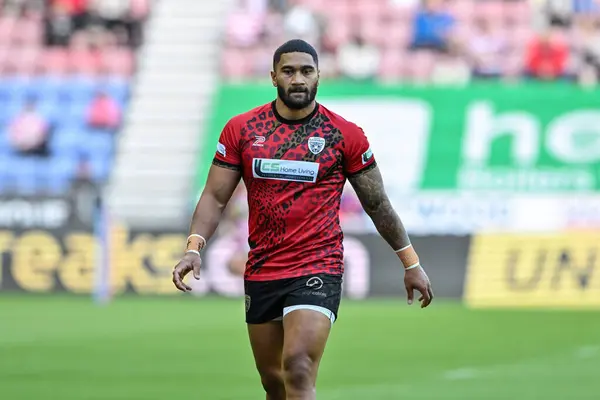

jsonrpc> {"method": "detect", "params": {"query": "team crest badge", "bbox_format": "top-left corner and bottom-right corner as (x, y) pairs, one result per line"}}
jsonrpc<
(308, 137), (326, 155)
(245, 295), (251, 312)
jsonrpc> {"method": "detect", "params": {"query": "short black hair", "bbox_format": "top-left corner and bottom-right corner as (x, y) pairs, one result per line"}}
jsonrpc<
(272, 39), (319, 70)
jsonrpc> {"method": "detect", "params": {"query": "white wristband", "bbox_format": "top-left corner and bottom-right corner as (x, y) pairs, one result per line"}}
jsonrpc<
(404, 262), (420, 271)
(394, 244), (412, 253)
(186, 250), (201, 257)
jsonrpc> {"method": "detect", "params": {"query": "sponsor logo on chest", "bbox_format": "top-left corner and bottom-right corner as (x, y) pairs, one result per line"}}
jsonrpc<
(253, 158), (319, 183)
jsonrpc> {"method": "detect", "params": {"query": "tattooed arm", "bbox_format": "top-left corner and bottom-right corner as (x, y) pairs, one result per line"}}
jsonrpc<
(347, 165), (410, 251)
(348, 165), (434, 307)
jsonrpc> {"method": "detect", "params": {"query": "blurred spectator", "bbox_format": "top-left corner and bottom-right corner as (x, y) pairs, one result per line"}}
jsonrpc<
(574, 15), (600, 87)
(525, 30), (569, 80)
(220, 0), (600, 85)
(337, 34), (380, 81)
(409, 0), (455, 52)
(86, 90), (122, 131)
(283, 1), (322, 45)
(431, 45), (470, 85)
(8, 98), (50, 157)
(468, 18), (507, 78)
(44, 2), (74, 46)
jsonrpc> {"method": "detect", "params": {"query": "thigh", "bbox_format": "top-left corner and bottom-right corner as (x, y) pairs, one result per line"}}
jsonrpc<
(281, 274), (343, 379)
(282, 308), (332, 382)
(247, 321), (285, 374)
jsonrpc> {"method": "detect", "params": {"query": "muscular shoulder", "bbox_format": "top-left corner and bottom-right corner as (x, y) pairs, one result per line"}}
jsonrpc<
(226, 103), (273, 132)
(318, 104), (365, 139)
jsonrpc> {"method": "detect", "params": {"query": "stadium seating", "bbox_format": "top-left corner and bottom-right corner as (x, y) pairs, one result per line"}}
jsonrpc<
(0, 0), (149, 195)
(220, 0), (591, 82)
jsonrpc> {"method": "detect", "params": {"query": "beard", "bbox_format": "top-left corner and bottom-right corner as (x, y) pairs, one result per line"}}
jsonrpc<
(277, 84), (318, 110)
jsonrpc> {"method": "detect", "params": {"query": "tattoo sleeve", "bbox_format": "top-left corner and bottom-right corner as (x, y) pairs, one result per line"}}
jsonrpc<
(347, 166), (411, 250)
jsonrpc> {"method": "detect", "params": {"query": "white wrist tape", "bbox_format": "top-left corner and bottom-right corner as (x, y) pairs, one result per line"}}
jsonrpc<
(394, 244), (412, 253)
(404, 262), (420, 271)
(188, 234), (206, 249)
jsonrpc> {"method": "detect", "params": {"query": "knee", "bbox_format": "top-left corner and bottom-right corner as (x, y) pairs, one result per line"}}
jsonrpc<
(283, 353), (314, 390)
(259, 369), (285, 396)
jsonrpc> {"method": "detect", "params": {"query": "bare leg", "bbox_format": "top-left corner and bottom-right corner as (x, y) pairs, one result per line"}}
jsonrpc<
(282, 310), (332, 400)
(248, 321), (287, 400)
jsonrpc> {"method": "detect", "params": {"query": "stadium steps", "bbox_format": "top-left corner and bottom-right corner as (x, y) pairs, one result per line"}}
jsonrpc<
(107, 0), (236, 229)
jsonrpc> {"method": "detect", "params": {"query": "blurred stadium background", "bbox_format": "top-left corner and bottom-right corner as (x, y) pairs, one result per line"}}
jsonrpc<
(1, 0), (600, 399)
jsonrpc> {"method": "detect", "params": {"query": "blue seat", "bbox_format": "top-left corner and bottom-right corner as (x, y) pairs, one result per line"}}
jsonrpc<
(10, 156), (44, 195)
(28, 77), (68, 104)
(66, 76), (99, 104)
(96, 77), (130, 104)
(44, 156), (79, 194)
(88, 153), (112, 182)
(81, 130), (114, 159)
(50, 128), (85, 157)
(0, 155), (11, 193)
(0, 129), (13, 155)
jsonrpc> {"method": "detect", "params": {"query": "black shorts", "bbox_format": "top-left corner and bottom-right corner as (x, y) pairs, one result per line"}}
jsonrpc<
(244, 273), (343, 324)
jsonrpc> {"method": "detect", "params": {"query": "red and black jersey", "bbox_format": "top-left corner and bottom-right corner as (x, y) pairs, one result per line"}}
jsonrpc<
(213, 101), (376, 281)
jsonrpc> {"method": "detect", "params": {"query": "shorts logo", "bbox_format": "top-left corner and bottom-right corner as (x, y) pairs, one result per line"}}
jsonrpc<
(245, 295), (251, 312)
(217, 142), (226, 157)
(308, 137), (326, 155)
(306, 277), (324, 290)
(362, 147), (373, 164)
(253, 158), (319, 183)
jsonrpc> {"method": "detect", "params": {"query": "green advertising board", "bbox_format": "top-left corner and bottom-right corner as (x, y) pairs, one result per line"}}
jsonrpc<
(194, 82), (600, 201)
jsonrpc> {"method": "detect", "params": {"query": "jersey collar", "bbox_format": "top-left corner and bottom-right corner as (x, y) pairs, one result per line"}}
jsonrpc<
(271, 101), (319, 125)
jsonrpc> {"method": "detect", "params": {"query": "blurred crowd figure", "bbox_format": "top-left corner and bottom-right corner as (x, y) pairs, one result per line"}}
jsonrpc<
(1, 0), (149, 49)
(224, 0), (600, 88)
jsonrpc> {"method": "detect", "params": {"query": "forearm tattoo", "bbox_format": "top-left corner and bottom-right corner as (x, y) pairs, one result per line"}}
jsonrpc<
(348, 167), (411, 250)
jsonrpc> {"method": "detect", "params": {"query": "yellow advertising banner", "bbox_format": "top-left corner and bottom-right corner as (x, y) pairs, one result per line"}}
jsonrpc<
(465, 232), (600, 308)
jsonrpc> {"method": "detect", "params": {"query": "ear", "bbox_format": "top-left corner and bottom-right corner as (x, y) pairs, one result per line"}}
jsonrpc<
(270, 71), (277, 87)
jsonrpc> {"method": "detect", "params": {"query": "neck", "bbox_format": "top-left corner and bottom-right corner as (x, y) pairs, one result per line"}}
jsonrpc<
(275, 98), (316, 121)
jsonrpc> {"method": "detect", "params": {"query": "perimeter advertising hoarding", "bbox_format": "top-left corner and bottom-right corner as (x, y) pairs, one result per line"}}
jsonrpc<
(465, 232), (600, 308)
(0, 222), (468, 299)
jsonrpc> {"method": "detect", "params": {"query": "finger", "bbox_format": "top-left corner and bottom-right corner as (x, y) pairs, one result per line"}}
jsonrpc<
(427, 286), (434, 305)
(406, 286), (414, 305)
(193, 260), (201, 280)
(172, 270), (192, 292)
(420, 285), (432, 308)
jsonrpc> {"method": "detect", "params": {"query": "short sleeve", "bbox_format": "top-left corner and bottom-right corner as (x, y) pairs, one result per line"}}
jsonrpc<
(343, 125), (376, 176)
(212, 118), (241, 170)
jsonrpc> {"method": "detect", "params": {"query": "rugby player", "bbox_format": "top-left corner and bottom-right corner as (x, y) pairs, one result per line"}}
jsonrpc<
(172, 39), (433, 400)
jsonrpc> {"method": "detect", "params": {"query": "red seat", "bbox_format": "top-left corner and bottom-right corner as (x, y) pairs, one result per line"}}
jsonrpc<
(101, 48), (135, 77)
(12, 19), (42, 46)
(39, 48), (69, 75)
(378, 49), (403, 81)
(69, 50), (101, 75)
(0, 17), (16, 45)
(9, 46), (40, 75)
(381, 22), (411, 49)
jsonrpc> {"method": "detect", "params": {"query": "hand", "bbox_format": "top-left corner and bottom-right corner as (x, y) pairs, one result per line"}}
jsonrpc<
(172, 252), (202, 292)
(404, 266), (433, 308)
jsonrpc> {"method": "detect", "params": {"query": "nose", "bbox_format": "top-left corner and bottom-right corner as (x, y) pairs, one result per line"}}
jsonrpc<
(290, 71), (306, 85)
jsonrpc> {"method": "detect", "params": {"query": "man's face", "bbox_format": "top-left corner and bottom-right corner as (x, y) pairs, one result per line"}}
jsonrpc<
(271, 52), (319, 110)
